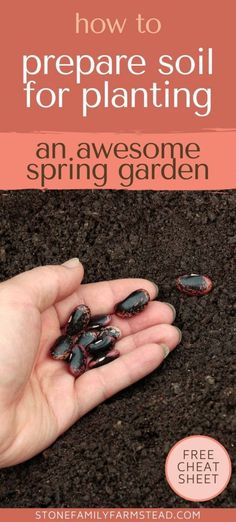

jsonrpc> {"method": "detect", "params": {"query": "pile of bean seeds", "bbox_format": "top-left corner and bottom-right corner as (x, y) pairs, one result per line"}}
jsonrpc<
(50, 289), (150, 377)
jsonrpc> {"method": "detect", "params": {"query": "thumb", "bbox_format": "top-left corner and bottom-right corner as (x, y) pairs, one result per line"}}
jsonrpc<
(0, 258), (84, 312)
(0, 259), (84, 402)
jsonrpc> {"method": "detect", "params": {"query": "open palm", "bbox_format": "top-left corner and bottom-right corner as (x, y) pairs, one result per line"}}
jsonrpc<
(0, 259), (180, 467)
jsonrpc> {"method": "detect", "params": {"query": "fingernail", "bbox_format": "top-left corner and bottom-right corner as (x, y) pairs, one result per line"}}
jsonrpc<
(164, 302), (176, 321)
(160, 344), (170, 358)
(63, 257), (80, 268)
(174, 326), (182, 344)
(151, 282), (159, 297)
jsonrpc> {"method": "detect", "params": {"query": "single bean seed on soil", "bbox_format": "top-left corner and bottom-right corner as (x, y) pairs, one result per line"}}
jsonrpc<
(176, 274), (213, 296)
(115, 289), (150, 318)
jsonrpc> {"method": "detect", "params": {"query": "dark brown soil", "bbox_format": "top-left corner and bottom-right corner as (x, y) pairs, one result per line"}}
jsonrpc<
(0, 190), (235, 508)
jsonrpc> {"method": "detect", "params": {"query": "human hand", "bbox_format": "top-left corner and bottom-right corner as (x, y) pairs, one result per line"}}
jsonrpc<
(0, 259), (181, 467)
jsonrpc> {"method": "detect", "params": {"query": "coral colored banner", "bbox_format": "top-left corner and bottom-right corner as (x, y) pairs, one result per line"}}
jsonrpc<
(2, 0), (235, 133)
(0, 508), (236, 522)
(0, 509), (236, 522)
(0, 131), (235, 191)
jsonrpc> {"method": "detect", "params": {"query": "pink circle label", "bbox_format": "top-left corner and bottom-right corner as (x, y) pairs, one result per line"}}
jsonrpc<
(165, 435), (232, 502)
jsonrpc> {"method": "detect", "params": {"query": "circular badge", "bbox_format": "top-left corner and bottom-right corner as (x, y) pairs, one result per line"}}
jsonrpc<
(165, 435), (232, 502)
